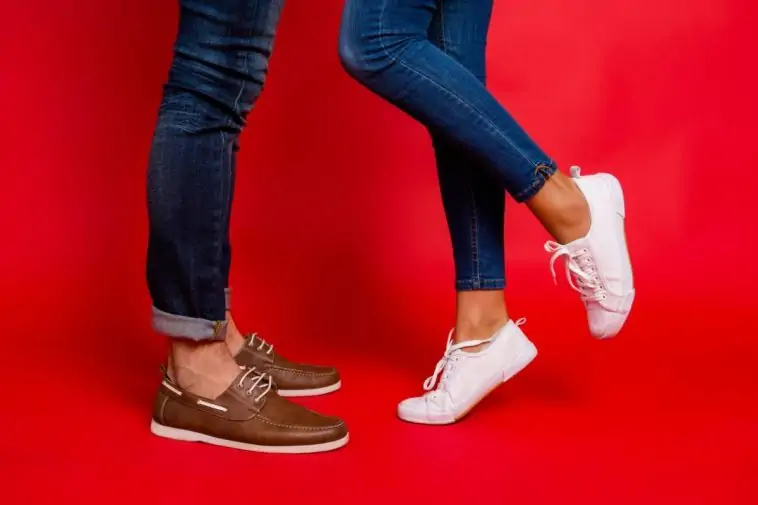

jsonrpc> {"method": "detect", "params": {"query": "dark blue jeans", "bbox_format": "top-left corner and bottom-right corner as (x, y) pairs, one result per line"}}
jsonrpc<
(147, 0), (285, 341)
(339, 0), (557, 290)
(147, 0), (555, 341)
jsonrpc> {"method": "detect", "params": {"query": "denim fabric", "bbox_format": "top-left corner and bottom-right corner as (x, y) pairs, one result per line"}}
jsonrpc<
(146, 0), (284, 340)
(339, 0), (557, 290)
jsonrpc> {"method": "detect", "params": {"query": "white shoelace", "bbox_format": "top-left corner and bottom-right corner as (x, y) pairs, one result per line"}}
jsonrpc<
(423, 319), (529, 395)
(420, 320), (523, 394)
(237, 366), (273, 402)
(423, 331), (491, 395)
(248, 332), (274, 355)
(545, 241), (607, 303)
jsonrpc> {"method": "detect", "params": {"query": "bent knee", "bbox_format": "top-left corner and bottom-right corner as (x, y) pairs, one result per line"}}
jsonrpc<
(338, 8), (399, 82)
(166, 51), (267, 127)
(338, 25), (372, 80)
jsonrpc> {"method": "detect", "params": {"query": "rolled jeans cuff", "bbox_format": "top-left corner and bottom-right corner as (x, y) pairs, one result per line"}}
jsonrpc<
(152, 306), (227, 342)
(225, 288), (232, 311)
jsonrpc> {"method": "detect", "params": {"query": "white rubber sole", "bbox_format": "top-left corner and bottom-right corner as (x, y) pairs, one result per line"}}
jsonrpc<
(150, 420), (349, 454)
(397, 339), (538, 425)
(277, 380), (342, 397)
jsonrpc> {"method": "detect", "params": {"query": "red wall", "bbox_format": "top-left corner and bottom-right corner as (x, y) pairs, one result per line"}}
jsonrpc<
(2, 1), (758, 501)
(1, 0), (756, 348)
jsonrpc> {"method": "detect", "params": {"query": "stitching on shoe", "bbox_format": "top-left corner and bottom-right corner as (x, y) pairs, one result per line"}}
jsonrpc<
(267, 365), (333, 377)
(158, 396), (169, 425)
(256, 417), (345, 431)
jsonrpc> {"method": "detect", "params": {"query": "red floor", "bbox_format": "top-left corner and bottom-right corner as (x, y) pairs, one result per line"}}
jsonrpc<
(2, 287), (756, 503)
(2, 0), (757, 503)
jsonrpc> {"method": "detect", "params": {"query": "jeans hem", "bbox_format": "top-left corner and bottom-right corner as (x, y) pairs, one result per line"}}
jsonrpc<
(512, 161), (558, 203)
(456, 278), (505, 291)
(152, 306), (227, 341)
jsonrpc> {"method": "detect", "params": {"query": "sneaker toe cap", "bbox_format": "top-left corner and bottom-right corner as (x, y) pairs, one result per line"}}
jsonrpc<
(588, 311), (628, 338)
(397, 396), (452, 424)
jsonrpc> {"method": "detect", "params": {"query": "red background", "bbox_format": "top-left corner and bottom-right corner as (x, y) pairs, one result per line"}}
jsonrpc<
(1, 0), (756, 503)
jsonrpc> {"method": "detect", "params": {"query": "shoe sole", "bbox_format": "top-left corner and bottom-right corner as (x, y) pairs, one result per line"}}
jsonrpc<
(397, 339), (538, 425)
(278, 380), (342, 397)
(150, 420), (349, 454)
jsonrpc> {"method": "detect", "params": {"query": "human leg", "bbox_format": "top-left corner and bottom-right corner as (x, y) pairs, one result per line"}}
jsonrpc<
(146, 0), (347, 452)
(339, 0), (633, 340)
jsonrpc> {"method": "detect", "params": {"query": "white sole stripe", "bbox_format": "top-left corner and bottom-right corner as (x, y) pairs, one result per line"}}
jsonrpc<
(150, 420), (348, 454)
(196, 399), (228, 412)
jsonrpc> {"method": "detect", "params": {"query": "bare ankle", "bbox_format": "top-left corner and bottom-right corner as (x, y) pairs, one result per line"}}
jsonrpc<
(527, 171), (591, 243)
(454, 290), (508, 351)
(455, 317), (508, 345)
(225, 311), (247, 356)
(170, 340), (239, 399)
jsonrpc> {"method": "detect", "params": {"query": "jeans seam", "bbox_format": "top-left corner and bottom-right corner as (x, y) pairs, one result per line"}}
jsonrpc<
(437, 0), (481, 288)
(230, 25), (250, 123)
(376, 2), (538, 170)
(468, 181), (481, 288)
(216, 129), (227, 309)
(439, 1), (447, 53)
(456, 278), (505, 291)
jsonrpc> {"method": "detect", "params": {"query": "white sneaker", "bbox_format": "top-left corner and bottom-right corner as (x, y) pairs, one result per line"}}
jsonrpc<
(544, 166), (635, 339)
(397, 319), (537, 425)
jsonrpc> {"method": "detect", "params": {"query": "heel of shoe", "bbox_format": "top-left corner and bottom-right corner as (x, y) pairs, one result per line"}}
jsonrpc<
(151, 419), (199, 442)
(502, 339), (537, 384)
(518, 339), (538, 367)
(600, 174), (625, 218)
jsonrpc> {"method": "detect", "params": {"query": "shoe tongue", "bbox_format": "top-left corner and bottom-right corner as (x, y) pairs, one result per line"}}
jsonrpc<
(455, 339), (491, 354)
(565, 235), (590, 251)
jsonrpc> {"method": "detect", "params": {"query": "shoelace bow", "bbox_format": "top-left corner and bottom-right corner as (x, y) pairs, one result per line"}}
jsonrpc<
(544, 241), (607, 303)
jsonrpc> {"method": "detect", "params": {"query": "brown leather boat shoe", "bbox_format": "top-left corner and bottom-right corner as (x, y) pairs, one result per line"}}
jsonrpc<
(234, 333), (341, 397)
(151, 368), (348, 454)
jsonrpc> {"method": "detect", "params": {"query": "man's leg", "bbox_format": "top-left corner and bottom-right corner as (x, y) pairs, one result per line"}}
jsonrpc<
(214, 109), (341, 400)
(146, 0), (348, 453)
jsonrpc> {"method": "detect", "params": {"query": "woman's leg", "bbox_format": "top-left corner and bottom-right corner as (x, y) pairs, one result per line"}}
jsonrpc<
(339, 0), (634, 340)
(381, 0), (536, 425)
(426, 2), (508, 347)
(339, 0), (555, 201)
